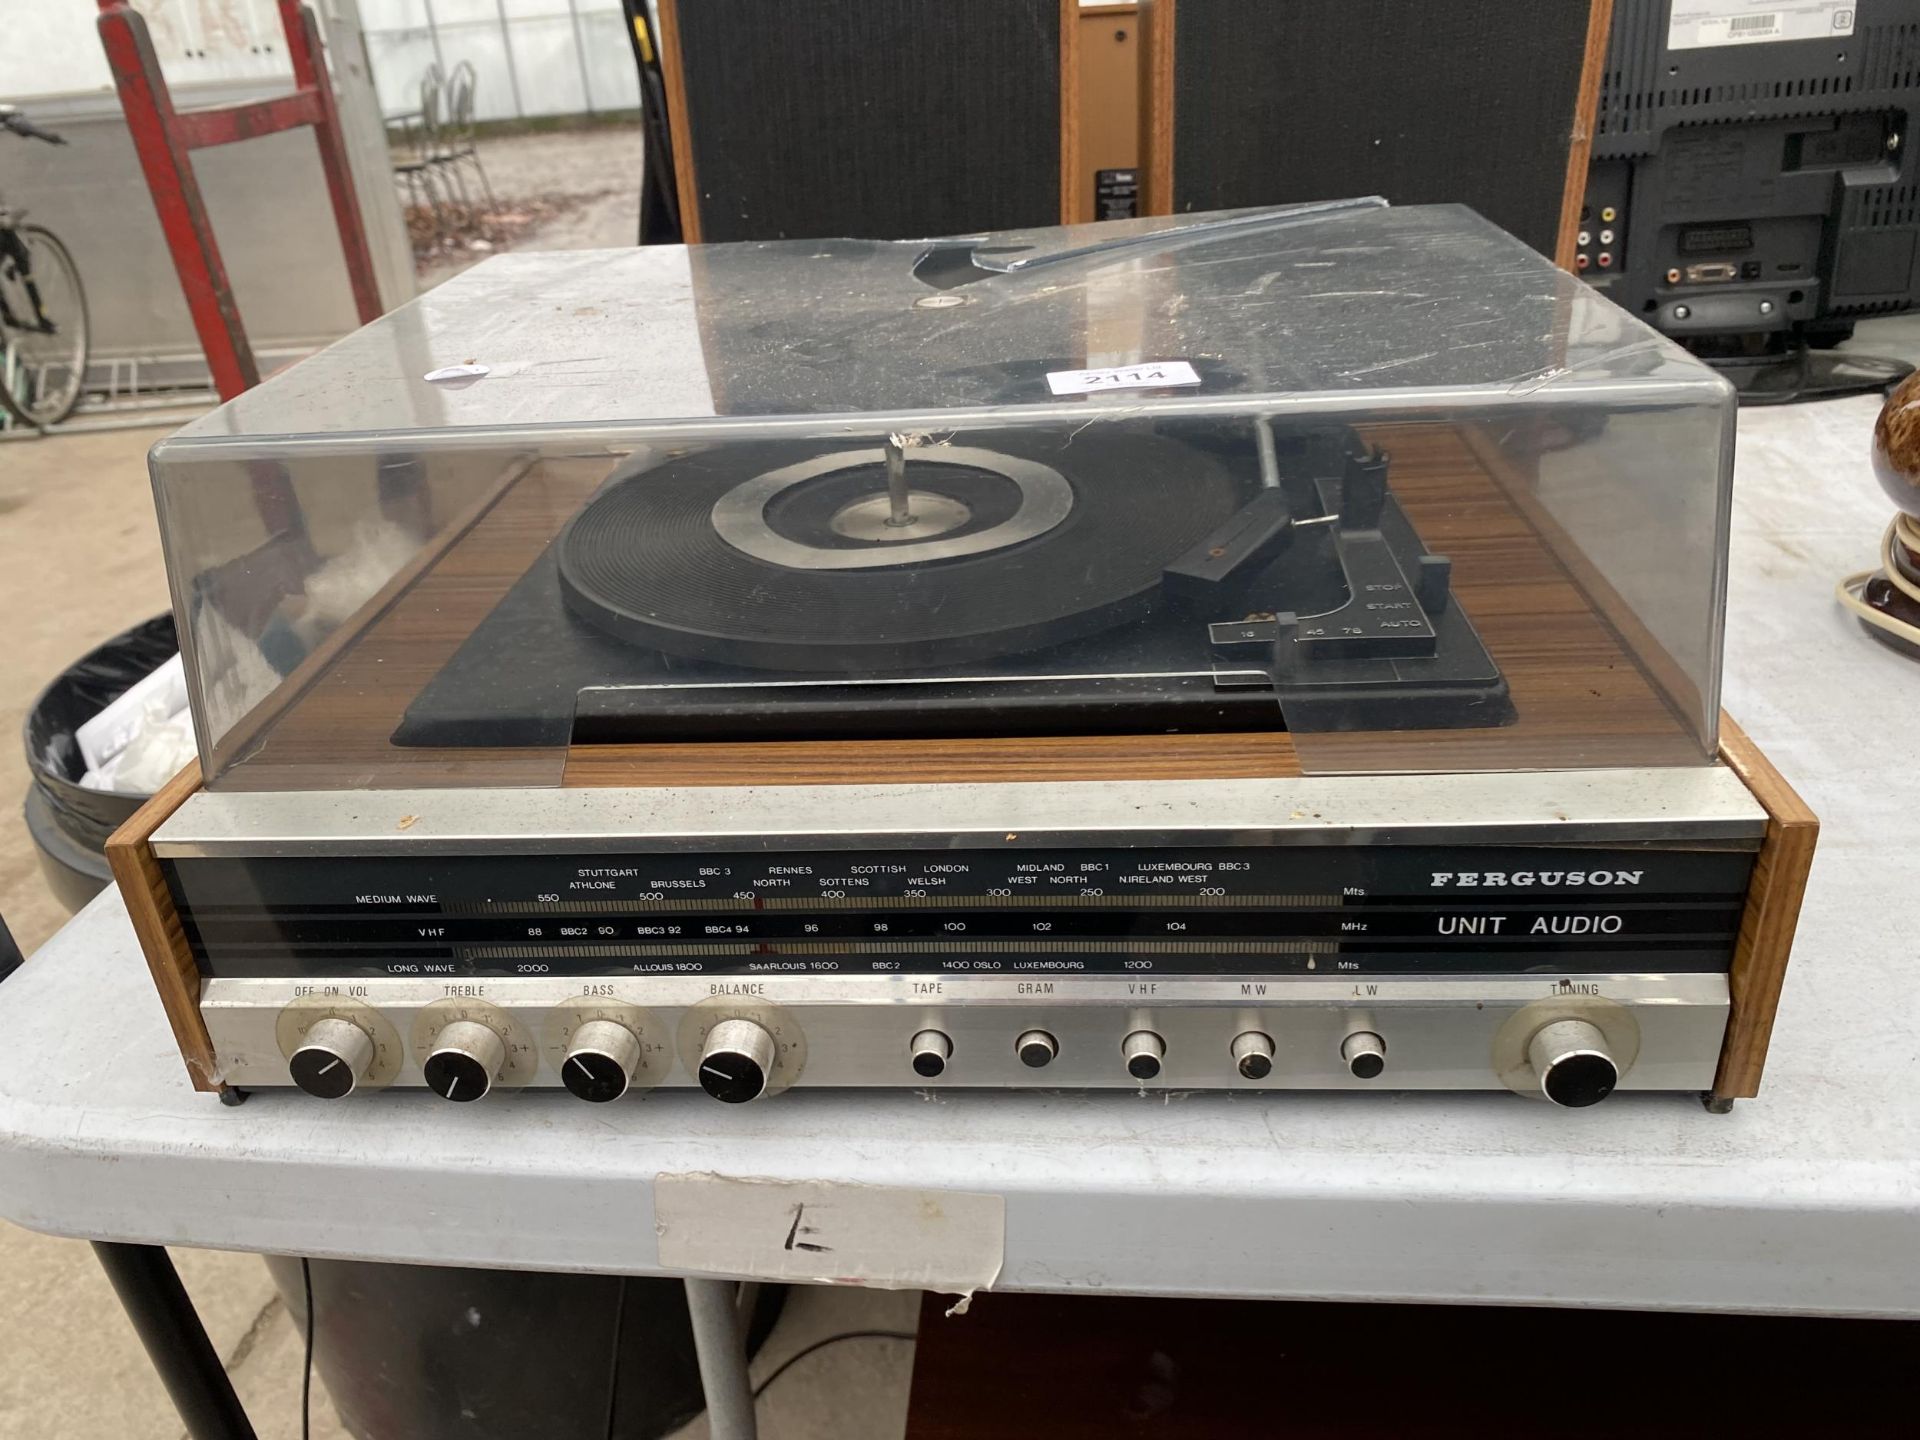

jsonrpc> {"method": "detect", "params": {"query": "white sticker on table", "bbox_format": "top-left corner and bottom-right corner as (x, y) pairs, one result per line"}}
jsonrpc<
(423, 363), (490, 383)
(1668, 2), (1855, 51)
(1045, 360), (1202, 396)
(655, 1174), (1004, 1294)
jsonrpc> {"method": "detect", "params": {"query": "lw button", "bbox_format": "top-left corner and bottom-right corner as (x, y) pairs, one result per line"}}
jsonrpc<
(1341, 1031), (1388, 1080)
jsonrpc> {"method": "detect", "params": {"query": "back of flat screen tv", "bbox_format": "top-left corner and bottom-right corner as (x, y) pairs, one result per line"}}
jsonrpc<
(1585, 0), (1920, 362)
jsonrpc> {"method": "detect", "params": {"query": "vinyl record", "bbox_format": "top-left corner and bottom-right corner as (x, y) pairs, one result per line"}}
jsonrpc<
(556, 428), (1247, 670)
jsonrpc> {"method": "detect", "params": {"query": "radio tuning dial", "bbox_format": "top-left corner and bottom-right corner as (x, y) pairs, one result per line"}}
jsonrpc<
(563, 1019), (643, 1103)
(289, 1016), (375, 1099)
(1527, 1018), (1619, 1108)
(422, 1019), (507, 1102)
(699, 1018), (777, 1103)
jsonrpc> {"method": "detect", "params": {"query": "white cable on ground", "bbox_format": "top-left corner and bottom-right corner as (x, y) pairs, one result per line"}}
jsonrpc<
(1836, 512), (1920, 647)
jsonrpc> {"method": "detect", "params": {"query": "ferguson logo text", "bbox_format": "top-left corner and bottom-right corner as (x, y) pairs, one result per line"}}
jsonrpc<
(1429, 869), (1645, 889)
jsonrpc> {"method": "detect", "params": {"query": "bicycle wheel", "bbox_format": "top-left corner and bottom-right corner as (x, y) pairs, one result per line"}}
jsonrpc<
(0, 223), (90, 428)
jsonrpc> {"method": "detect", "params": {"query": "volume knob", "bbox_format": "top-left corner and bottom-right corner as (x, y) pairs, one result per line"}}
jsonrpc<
(289, 1016), (375, 1099)
(1527, 1018), (1619, 1108)
(563, 1019), (643, 1103)
(698, 1018), (776, 1104)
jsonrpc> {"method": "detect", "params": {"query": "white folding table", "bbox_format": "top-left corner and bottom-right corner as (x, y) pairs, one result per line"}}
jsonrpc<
(3, 396), (1916, 1440)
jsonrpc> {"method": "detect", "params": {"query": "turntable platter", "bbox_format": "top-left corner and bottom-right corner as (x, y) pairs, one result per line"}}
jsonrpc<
(556, 428), (1247, 670)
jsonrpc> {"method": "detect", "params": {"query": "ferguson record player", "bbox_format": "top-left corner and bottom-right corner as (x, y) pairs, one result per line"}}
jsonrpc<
(110, 200), (1816, 1110)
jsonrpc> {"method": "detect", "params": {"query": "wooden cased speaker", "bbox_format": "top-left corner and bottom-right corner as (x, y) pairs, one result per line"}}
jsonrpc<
(1137, 0), (1613, 266)
(656, 0), (1087, 243)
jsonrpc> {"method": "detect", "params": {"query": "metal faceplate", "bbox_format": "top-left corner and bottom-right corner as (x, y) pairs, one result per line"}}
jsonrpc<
(154, 767), (1766, 856)
(165, 768), (1762, 1097)
(206, 974), (1730, 1095)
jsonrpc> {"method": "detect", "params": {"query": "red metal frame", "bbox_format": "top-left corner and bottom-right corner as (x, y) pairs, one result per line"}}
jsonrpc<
(96, 0), (383, 401)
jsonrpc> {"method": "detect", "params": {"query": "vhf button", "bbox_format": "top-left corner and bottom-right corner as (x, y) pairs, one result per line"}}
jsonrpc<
(1122, 1030), (1165, 1081)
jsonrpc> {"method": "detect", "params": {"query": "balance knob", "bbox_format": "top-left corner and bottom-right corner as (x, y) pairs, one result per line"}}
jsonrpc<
(698, 1018), (776, 1103)
(422, 1019), (507, 1103)
(289, 1017), (375, 1099)
(563, 1019), (643, 1103)
(1527, 1018), (1619, 1108)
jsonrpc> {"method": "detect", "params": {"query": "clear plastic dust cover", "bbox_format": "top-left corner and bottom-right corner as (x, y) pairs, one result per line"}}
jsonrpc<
(147, 199), (1737, 791)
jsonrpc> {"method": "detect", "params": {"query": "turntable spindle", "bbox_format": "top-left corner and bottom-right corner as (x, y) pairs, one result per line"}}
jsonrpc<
(884, 434), (915, 528)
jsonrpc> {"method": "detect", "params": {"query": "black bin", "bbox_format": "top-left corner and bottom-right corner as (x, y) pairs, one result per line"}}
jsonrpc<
(22, 613), (178, 912)
(264, 1258), (785, 1440)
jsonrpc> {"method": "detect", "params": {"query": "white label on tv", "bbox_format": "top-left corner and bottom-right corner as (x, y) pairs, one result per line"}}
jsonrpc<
(1669, 2), (1855, 51)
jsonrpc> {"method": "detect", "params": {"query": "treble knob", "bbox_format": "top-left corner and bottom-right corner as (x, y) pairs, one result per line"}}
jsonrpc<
(698, 1018), (777, 1103)
(422, 1019), (506, 1103)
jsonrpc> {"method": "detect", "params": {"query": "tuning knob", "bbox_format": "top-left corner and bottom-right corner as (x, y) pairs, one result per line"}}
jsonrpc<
(289, 1016), (375, 1099)
(422, 1019), (506, 1102)
(698, 1018), (776, 1103)
(563, 1019), (643, 1103)
(1527, 1018), (1619, 1108)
